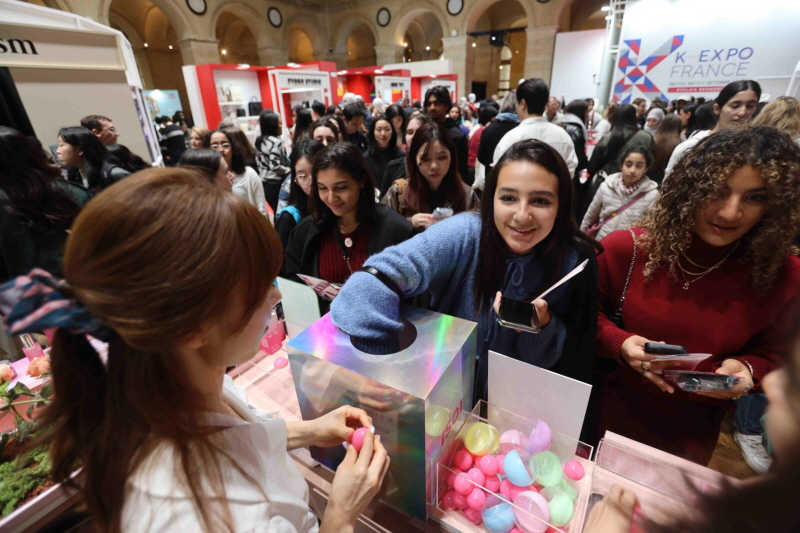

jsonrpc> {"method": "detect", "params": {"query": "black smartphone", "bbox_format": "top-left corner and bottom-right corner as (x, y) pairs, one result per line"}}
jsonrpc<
(498, 297), (541, 334)
(644, 342), (687, 355)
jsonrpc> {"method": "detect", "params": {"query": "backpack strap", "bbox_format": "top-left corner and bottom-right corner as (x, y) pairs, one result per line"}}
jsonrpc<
(282, 205), (301, 224)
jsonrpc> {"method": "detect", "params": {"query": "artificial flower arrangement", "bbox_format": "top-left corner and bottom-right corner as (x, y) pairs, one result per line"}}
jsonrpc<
(0, 344), (53, 517)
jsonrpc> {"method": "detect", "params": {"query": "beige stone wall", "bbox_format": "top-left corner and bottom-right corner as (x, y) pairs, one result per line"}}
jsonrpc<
(25, 0), (587, 102)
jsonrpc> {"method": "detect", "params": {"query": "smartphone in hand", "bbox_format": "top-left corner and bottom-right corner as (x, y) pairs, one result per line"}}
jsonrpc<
(497, 297), (541, 334)
(644, 342), (687, 355)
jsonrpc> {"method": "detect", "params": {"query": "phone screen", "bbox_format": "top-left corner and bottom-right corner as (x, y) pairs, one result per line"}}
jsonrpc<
(500, 297), (536, 327)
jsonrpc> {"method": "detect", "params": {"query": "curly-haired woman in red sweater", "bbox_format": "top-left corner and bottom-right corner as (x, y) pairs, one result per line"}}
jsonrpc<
(589, 126), (800, 465)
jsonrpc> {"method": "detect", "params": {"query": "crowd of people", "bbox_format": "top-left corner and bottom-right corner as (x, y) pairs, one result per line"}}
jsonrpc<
(1, 74), (800, 533)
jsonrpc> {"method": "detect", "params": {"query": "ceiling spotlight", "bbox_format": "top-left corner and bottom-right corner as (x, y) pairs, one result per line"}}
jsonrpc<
(375, 69), (383, 74)
(499, 65), (503, 70)
(605, 15), (612, 20)
(143, 42), (148, 48)
(403, 42), (408, 47)
(601, 6), (610, 10)
(168, 45), (173, 50)
(472, 42), (476, 48)
(426, 46), (430, 51)
(222, 49), (227, 55)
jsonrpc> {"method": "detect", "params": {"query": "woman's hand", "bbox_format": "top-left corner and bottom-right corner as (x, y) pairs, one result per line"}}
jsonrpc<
(619, 336), (680, 393)
(411, 213), (436, 229)
(696, 358), (754, 400)
(492, 292), (551, 330)
(322, 432), (390, 533)
(287, 406), (372, 449)
(583, 486), (639, 533)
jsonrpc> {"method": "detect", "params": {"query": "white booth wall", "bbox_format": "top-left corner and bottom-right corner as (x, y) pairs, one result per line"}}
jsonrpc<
(550, 29), (606, 105)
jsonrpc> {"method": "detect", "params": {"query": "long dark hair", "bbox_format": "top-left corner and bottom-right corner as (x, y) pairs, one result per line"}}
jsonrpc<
(404, 122), (466, 214)
(106, 144), (150, 173)
(651, 114), (683, 178)
(310, 142), (376, 225)
(0, 126), (82, 233)
(366, 115), (398, 157)
(695, 102), (718, 131)
(716, 79), (761, 108)
(292, 108), (313, 146)
(385, 104), (407, 137)
(178, 148), (222, 185)
(288, 139), (324, 218)
(681, 103), (699, 137)
(205, 129), (246, 175)
(258, 110), (281, 139)
(58, 126), (106, 189)
(605, 104), (639, 158)
(309, 117), (341, 142)
(475, 139), (600, 312)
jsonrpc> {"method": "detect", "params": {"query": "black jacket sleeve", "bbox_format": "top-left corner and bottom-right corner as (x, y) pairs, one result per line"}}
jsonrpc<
(274, 211), (297, 251)
(281, 217), (312, 282)
(455, 132), (471, 186)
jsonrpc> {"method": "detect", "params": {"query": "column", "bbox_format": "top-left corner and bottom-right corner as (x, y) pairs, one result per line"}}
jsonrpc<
(441, 35), (469, 99)
(525, 26), (558, 84)
(258, 46), (290, 67)
(374, 43), (403, 66)
(177, 39), (221, 66)
(132, 47), (155, 88)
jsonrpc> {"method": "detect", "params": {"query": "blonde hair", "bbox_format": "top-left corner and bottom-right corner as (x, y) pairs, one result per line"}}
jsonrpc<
(190, 126), (209, 140)
(640, 126), (800, 293)
(751, 97), (800, 140)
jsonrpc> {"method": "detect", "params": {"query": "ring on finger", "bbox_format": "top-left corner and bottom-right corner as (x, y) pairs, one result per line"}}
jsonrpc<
(640, 361), (650, 374)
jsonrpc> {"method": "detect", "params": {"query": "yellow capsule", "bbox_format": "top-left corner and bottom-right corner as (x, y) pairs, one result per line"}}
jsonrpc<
(463, 422), (500, 456)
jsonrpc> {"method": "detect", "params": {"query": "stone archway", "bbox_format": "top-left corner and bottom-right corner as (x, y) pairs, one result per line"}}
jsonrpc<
(392, 2), (449, 49)
(464, 0), (530, 98)
(283, 12), (327, 64)
(214, 10), (260, 65)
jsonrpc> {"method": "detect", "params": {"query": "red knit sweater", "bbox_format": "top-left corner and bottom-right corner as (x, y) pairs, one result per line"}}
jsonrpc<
(591, 227), (800, 463)
(319, 224), (370, 285)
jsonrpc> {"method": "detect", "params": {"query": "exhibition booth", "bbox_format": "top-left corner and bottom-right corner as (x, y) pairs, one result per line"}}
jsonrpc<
(336, 65), (412, 105)
(0, 0), (161, 165)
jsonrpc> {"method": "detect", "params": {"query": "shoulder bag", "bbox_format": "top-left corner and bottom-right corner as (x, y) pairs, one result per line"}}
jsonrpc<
(611, 228), (637, 329)
(584, 191), (648, 239)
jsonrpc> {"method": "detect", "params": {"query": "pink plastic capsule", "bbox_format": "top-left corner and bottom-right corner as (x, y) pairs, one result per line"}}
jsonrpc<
(454, 472), (474, 496)
(351, 427), (368, 452)
(464, 507), (483, 525)
(453, 491), (469, 509)
(496, 454), (506, 476)
(274, 356), (288, 369)
(441, 489), (457, 510)
(467, 467), (486, 487)
(485, 474), (501, 493)
(477, 454), (499, 477)
(446, 467), (463, 488)
(467, 487), (487, 510)
(454, 450), (474, 471)
(564, 460), (585, 481)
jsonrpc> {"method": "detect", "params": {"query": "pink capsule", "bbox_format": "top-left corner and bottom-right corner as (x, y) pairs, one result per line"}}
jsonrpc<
(564, 460), (585, 481)
(454, 450), (473, 471)
(446, 467), (463, 488)
(453, 491), (469, 509)
(274, 356), (288, 369)
(477, 454), (499, 477)
(485, 474), (501, 493)
(467, 467), (486, 487)
(463, 507), (483, 525)
(467, 487), (487, 510)
(454, 472), (473, 496)
(351, 427), (368, 452)
(441, 489), (457, 510)
(496, 454), (506, 475)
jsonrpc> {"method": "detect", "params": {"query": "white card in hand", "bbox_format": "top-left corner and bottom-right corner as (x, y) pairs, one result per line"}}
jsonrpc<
(532, 259), (589, 302)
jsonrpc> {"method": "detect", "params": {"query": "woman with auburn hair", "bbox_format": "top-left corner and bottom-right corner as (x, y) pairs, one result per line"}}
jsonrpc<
(751, 96), (800, 144)
(648, 113), (683, 184)
(381, 122), (479, 231)
(587, 126), (800, 465)
(0, 168), (389, 533)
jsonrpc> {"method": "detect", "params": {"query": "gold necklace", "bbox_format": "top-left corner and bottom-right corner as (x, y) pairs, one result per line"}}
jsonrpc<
(677, 240), (739, 290)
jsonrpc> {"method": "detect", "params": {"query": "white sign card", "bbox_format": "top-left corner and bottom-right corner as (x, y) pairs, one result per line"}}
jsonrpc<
(276, 277), (322, 339)
(487, 350), (592, 442)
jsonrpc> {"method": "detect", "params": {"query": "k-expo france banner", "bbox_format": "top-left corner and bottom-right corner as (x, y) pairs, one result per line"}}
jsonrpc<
(612, 0), (800, 103)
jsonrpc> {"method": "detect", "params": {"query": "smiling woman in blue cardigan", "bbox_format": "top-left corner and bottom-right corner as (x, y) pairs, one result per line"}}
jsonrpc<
(331, 139), (600, 401)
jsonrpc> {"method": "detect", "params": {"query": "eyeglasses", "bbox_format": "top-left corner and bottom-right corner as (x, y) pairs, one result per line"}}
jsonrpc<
(296, 172), (310, 181)
(210, 142), (231, 150)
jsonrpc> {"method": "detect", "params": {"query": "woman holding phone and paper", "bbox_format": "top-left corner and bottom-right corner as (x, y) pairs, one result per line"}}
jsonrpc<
(331, 139), (600, 401)
(589, 127), (800, 465)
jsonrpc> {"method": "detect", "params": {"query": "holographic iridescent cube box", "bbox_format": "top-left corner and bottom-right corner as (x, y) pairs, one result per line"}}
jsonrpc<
(287, 306), (477, 520)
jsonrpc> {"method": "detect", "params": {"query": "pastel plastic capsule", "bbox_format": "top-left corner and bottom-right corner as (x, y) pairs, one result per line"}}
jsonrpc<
(351, 427), (368, 452)
(441, 489), (458, 510)
(464, 422), (501, 456)
(425, 405), (451, 438)
(273, 356), (288, 369)
(512, 491), (550, 533)
(467, 487), (487, 510)
(481, 495), (516, 533)
(478, 454), (499, 476)
(541, 486), (575, 527)
(485, 474), (501, 493)
(496, 453), (506, 475)
(454, 449), (474, 471)
(454, 472), (474, 496)
(503, 449), (538, 488)
(467, 467), (486, 487)
(533, 451), (563, 487)
(446, 467), (463, 489)
(564, 460), (585, 481)
(525, 420), (553, 454)
(500, 429), (528, 453)
(558, 479), (578, 502)
(464, 507), (484, 525)
(453, 491), (469, 509)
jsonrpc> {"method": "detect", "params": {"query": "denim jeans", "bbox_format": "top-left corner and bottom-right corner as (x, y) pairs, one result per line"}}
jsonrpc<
(735, 393), (771, 454)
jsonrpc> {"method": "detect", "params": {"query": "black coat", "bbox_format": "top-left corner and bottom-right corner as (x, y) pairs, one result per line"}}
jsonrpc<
(441, 117), (470, 186)
(562, 122), (588, 175)
(477, 118), (518, 170)
(282, 204), (414, 312)
(379, 157), (406, 199)
(364, 146), (404, 194)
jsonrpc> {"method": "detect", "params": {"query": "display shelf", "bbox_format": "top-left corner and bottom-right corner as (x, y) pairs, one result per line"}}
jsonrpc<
(219, 101), (246, 106)
(238, 115), (259, 120)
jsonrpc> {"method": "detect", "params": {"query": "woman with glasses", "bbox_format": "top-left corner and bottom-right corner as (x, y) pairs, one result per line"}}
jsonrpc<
(206, 129), (266, 216)
(274, 139), (324, 248)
